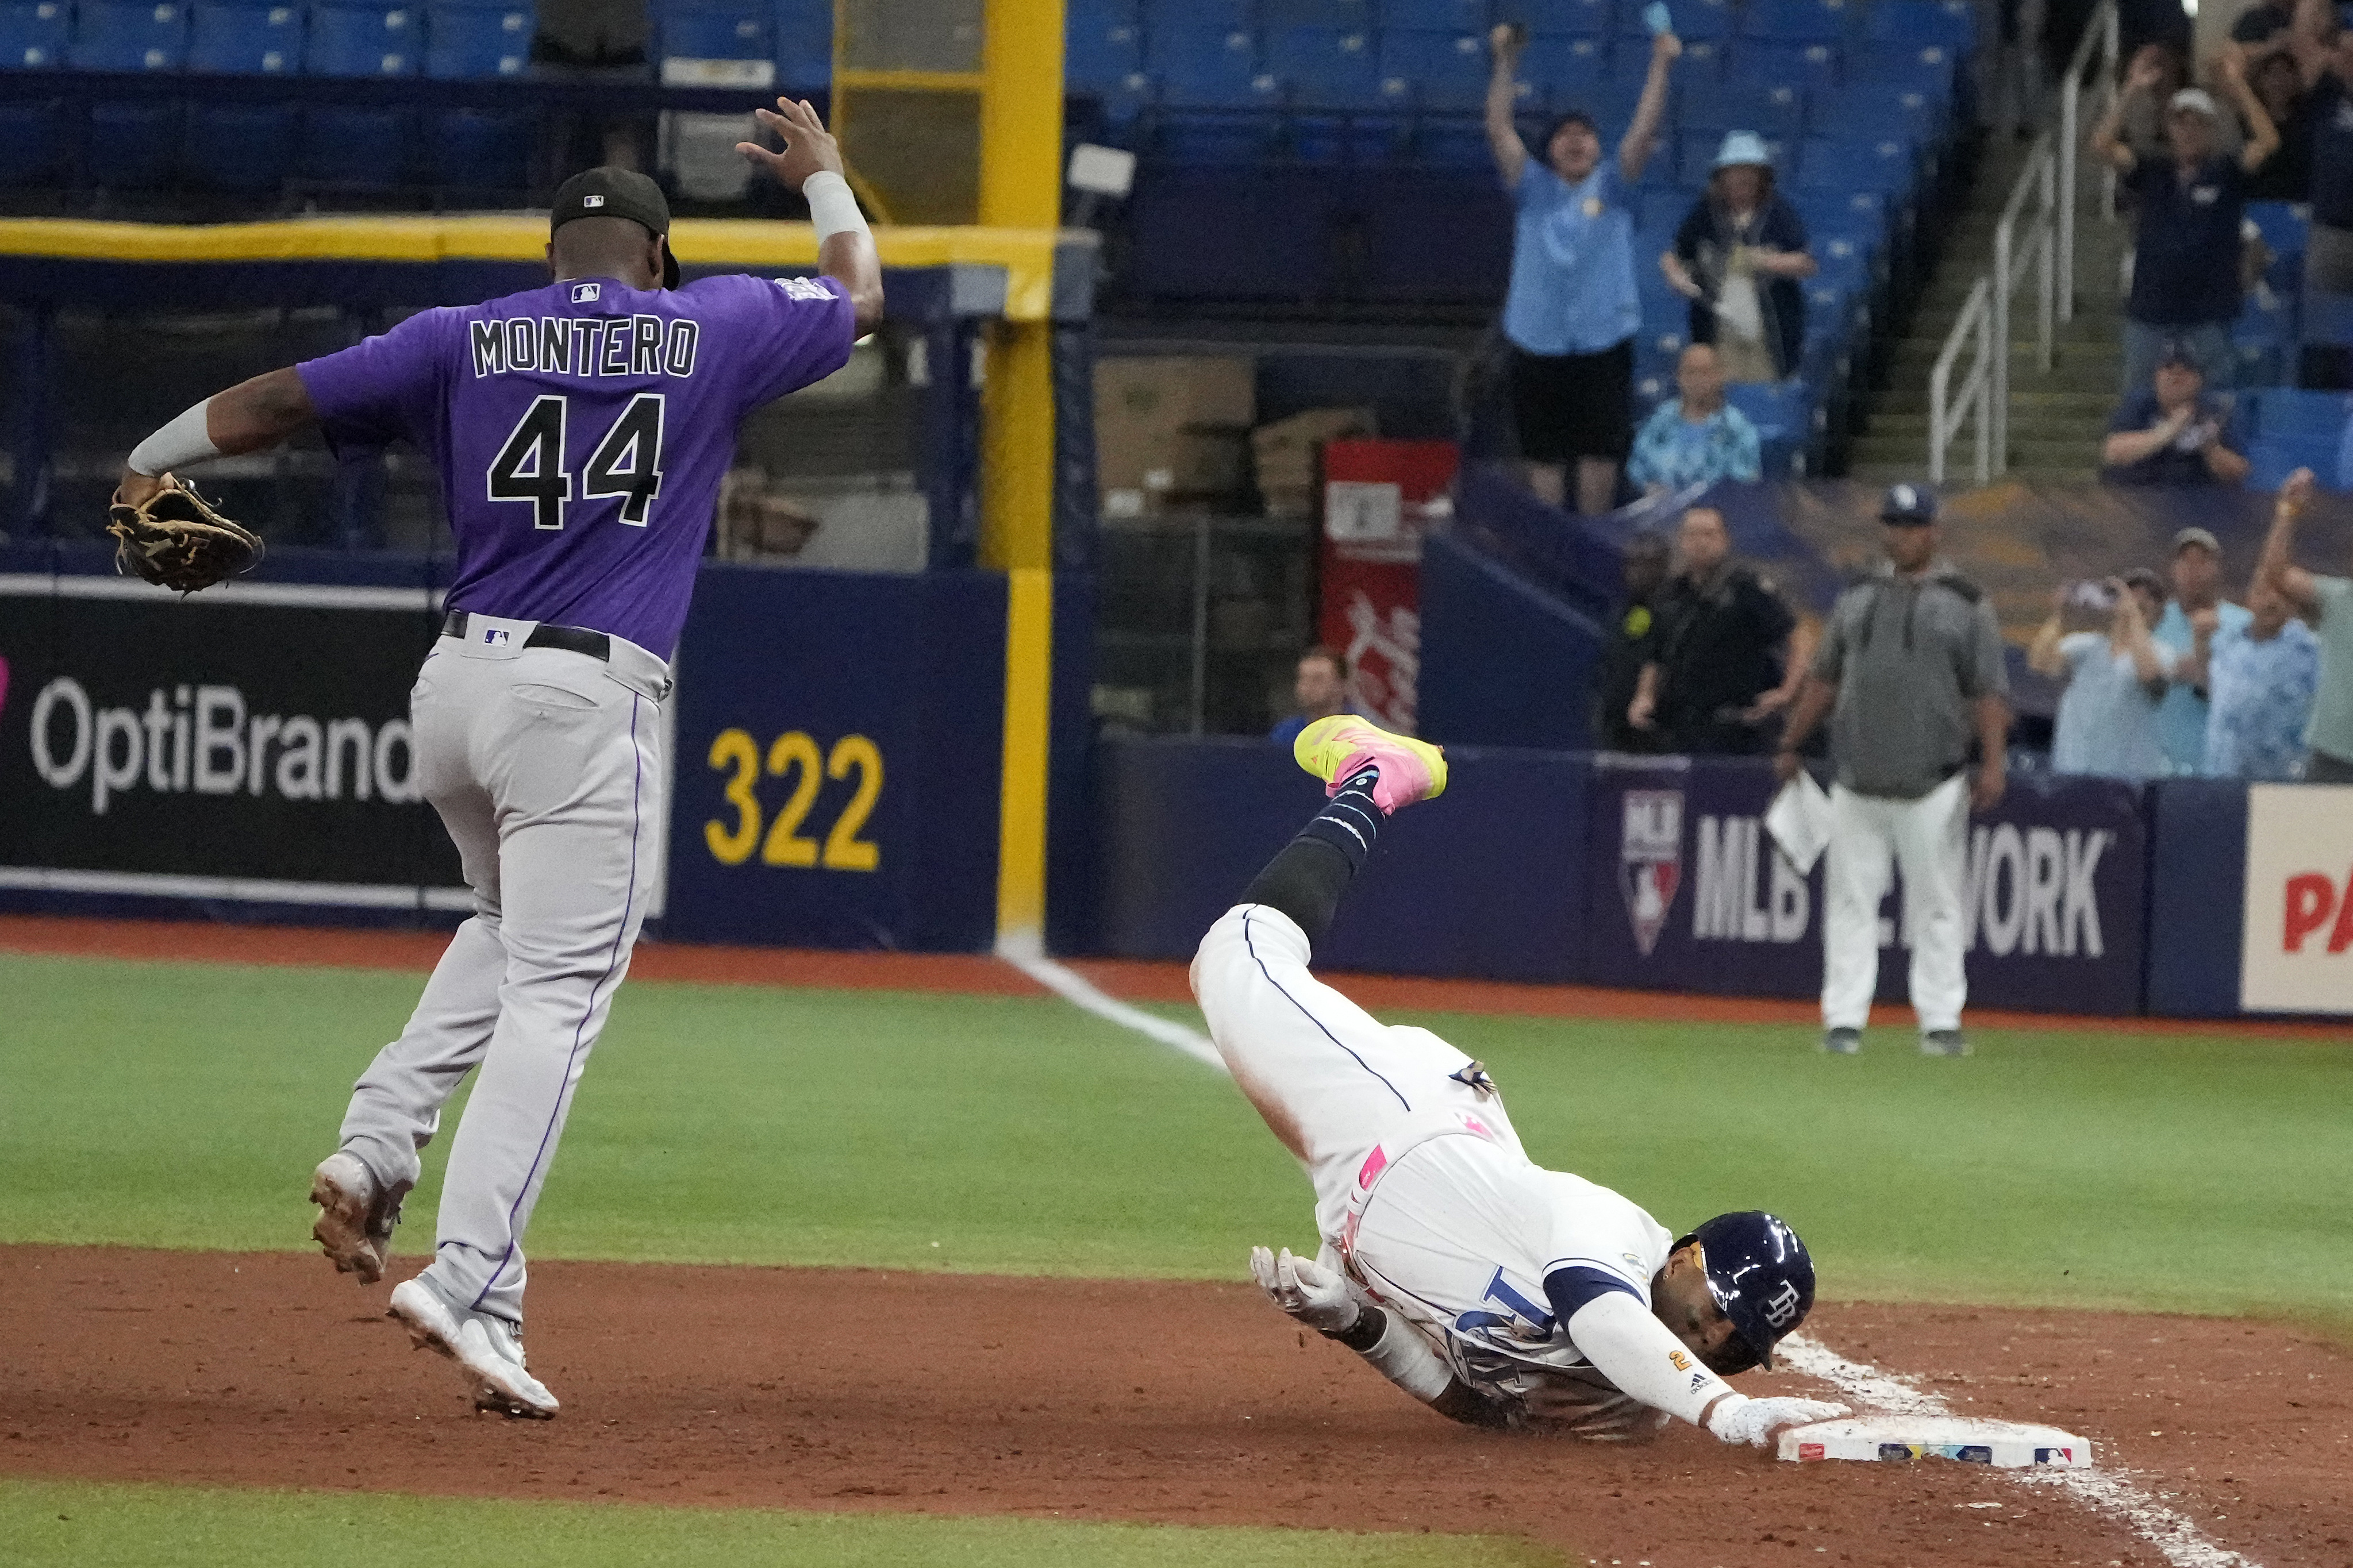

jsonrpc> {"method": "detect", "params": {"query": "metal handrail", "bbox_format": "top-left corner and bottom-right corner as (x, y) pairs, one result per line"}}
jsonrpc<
(1928, 0), (2116, 484)
(2056, 0), (2121, 318)
(1990, 133), (2058, 472)
(1931, 275), (1995, 486)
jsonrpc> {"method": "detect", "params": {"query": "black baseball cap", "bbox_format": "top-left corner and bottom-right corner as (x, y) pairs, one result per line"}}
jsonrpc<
(551, 167), (680, 289)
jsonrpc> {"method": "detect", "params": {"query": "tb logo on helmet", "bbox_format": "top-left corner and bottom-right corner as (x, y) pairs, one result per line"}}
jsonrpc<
(1763, 1279), (1804, 1330)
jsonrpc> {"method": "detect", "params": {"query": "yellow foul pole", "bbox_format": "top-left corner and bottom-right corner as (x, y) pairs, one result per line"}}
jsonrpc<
(979, 0), (1064, 950)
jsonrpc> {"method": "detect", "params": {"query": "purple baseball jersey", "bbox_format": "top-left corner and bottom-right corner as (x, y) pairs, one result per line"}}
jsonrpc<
(297, 271), (855, 658)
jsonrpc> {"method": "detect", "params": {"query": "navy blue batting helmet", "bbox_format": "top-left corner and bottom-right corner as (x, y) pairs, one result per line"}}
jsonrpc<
(1683, 1212), (1815, 1371)
(1879, 483), (1938, 526)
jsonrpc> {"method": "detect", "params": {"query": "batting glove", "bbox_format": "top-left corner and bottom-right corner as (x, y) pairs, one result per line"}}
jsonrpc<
(1248, 1245), (1362, 1336)
(1704, 1393), (1851, 1448)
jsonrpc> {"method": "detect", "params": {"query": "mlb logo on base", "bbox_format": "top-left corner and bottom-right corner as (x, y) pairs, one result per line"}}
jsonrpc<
(2240, 784), (2353, 1014)
(1621, 789), (1684, 957)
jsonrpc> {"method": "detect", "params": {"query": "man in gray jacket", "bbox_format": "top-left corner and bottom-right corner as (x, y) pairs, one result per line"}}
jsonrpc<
(1774, 486), (2011, 1057)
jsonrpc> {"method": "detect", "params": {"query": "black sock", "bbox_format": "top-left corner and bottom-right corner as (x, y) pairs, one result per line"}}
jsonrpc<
(1240, 766), (1383, 947)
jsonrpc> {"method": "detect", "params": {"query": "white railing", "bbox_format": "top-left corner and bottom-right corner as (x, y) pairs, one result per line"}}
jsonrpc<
(1928, 0), (2118, 484)
(1930, 275), (1995, 485)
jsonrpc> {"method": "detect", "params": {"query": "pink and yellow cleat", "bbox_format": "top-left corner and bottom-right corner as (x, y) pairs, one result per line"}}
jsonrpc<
(1293, 715), (1448, 814)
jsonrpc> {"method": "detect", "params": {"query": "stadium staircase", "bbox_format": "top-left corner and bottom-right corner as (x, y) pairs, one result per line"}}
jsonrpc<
(1848, 136), (2128, 484)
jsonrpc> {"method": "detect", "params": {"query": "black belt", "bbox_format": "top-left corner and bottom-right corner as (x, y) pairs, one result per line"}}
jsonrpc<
(441, 610), (610, 662)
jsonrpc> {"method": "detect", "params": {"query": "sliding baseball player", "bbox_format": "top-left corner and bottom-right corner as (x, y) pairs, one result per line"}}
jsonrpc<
(1208, 716), (1846, 1442)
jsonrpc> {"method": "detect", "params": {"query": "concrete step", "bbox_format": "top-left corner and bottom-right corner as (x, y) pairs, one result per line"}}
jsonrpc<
(1875, 386), (2119, 417)
(1866, 411), (2112, 439)
(1848, 432), (2111, 469)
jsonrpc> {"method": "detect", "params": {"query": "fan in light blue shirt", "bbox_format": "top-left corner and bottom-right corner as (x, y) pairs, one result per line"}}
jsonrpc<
(2150, 529), (2251, 774)
(2029, 573), (2171, 783)
(2200, 584), (2320, 780)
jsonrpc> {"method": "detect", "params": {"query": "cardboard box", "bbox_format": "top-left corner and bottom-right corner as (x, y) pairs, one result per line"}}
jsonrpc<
(1094, 356), (1257, 501)
(1252, 407), (1375, 516)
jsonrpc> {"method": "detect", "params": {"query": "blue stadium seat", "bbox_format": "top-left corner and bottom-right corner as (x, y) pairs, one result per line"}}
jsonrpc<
(1794, 186), (1887, 242)
(305, 5), (420, 74)
(1502, 0), (1610, 34)
(1, 0), (69, 67)
(1864, 0), (1975, 54)
(2248, 435), (2339, 491)
(2248, 388), (2353, 438)
(68, 2), (189, 71)
(1409, 111), (1497, 164)
(1360, 169), (1514, 300)
(1846, 40), (1956, 101)
(2246, 198), (2309, 285)
(1797, 135), (1908, 195)
(774, 0), (828, 84)
(1266, 25), (1379, 105)
(1519, 32), (1609, 98)
(1148, 28), (1272, 107)
(1067, 16), (1143, 93)
(2234, 292), (2294, 387)
(1263, 0), (1371, 26)
(428, 4), (530, 75)
(1125, 165), (1333, 299)
(1143, 0), (1252, 30)
(188, 3), (301, 72)
(430, 106), (530, 186)
(90, 99), (179, 184)
(1387, 0), (1493, 30)
(1831, 81), (1943, 150)
(662, 5), (769, 61)
(186, 103), (294, 188)
(1731, 38), (1840, 90)
(1067, 0), (1139, 24)
(1377, 28), (1489, 110)
(1289, 111), (1403, 161)
(1616, 0), (1729, 38)
(1679, 82), (1805, 139)
(302, 104), (412, 184)
(1741, 0), (1852, 41)
(0, 99), (63, 180)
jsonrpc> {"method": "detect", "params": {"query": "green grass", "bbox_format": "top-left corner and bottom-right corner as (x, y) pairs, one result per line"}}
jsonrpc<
(0, 1478), (1560, 1568)
(4, 950), (2351, 1325)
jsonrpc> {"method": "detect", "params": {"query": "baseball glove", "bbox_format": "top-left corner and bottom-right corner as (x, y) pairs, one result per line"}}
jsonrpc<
(106, 478), (264, 595)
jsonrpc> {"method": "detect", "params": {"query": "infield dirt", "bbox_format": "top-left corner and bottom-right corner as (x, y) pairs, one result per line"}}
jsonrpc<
(3, 1246), (2344, 1567)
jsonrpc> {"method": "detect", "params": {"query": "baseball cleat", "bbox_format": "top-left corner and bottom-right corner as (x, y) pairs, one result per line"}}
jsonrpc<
(387, 1276), (560, 1420)
(310, 1151), (391, 1284)
(1293, 715), (1447, 814)
(1820, 1027), (1862, 1055)
(1919, 1029), (1971, 1058)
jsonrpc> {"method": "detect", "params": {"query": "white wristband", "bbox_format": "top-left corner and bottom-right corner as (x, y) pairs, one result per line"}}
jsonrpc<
(801, 171), (870, 245)
(129, 398), (221, 477)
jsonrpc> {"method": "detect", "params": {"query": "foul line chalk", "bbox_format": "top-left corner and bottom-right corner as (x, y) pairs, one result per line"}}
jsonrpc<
(997, 935), (1228, 1074)
(1779, 1335), (2259, 1568)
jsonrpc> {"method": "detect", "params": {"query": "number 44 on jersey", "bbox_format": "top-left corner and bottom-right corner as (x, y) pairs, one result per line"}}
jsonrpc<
(489, 394), (666, 531)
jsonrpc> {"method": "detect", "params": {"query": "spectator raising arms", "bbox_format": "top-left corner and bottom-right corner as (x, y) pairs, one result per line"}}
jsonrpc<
(1487, 21), (1681, 515)
(2254, 467), (2353, 781)
(2285, 0), (2353, 384)
(1628, 344), (1764, 494)
(2100, 347), (2252, 486)
(2246, 49), (2313, 199)
(1662, 133), (1816, 384)
(2093, 41), (2279, 392)
(2151, 525), (2253, 775)
(2028, 572), (2171, 783)
(2196, 576), (2321, 780)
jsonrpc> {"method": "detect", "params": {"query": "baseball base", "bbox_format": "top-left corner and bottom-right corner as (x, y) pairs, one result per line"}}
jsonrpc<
(1777, 1415), (2093, 1468)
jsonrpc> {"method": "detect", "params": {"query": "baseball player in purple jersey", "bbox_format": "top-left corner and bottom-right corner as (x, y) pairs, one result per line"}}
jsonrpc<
(110, 99), (882, 1419)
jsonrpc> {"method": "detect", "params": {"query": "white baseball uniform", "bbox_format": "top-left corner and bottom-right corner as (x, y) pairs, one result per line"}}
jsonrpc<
(1193, 902), (1726, 1428)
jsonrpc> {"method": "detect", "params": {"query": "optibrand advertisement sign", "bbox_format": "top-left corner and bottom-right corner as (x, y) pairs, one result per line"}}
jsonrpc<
(1582, 757), (2148, 1015)
(2239, 783), (2353, 1015)
(0, 577), (464, 908)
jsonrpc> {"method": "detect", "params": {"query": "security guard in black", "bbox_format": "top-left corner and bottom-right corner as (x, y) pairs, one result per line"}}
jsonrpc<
(1637, 507), (1798, 755)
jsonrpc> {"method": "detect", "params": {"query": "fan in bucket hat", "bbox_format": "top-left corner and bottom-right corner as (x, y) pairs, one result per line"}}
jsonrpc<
(1713, 130), (1774, 169)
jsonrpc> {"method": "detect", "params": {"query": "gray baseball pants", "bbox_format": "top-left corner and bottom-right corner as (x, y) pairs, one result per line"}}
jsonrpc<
(336, 615), (670, 1324)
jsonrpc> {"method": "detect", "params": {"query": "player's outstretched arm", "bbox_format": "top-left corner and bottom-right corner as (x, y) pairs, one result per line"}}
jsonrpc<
(1248, 1247), (1510, 1430)
(1565, 1292), (1846, 1446)
(739, 98), (885, 334)
(114, 367), (316, 510)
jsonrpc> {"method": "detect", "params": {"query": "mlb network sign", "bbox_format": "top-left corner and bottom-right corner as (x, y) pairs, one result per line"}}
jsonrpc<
(1594, 760), (2147, 1015)
(2239, 784), (2353, 1014)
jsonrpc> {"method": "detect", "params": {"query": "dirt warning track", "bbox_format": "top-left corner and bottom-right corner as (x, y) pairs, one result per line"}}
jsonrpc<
(4, 1247), (2345, 1567)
